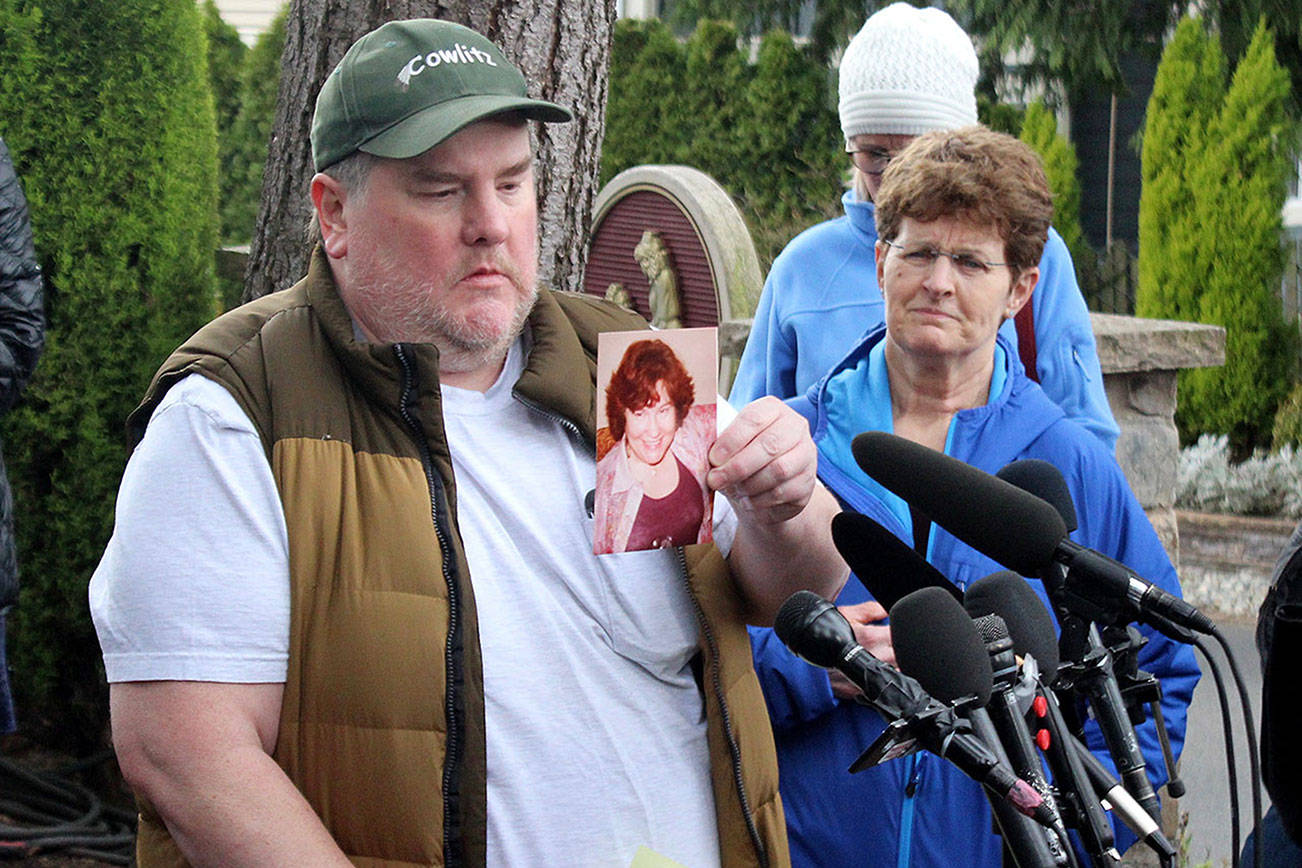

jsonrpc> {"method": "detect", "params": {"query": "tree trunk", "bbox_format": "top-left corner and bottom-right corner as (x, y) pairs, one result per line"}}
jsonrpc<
(243, 0), (616, 301)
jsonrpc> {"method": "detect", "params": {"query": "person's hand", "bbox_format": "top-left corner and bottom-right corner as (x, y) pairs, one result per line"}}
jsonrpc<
(707, 396), (818, 526)
(828, 600), (895, 700)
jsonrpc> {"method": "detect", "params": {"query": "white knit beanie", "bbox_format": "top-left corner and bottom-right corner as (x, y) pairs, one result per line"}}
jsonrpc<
(838, 3), (979, 141)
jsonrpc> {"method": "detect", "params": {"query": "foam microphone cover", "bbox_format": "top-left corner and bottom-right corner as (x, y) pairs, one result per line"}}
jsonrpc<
(774, 590), (854, 670)
(851, 431), (1067, 577)
(997, 459), (1078, 532)
(965, 570), (1061, 676)
(831, 511), (962, 610)
(891, 586), (993, 707)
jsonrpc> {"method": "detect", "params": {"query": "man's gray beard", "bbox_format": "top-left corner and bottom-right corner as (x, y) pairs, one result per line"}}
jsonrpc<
(426, 282), (539, 374)
(350, 269), (539, 374)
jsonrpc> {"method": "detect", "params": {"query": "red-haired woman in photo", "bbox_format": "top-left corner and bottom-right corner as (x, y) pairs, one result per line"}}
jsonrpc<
(594, 339), (714, 554)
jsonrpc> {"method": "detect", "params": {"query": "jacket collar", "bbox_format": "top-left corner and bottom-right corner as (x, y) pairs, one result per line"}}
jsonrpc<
(842, 188), (879, 244)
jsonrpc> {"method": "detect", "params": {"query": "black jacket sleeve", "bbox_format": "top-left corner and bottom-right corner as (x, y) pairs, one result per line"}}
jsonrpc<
(1259, 523), (1302, 843)
(0, 139), (44, 414)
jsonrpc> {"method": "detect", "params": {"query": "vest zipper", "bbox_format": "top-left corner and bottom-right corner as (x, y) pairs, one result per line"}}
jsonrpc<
(514, 394), (768, 865)
(676, 546), (769, 868)
(394, 344), (465, 868)
(512, 391), (589, 446)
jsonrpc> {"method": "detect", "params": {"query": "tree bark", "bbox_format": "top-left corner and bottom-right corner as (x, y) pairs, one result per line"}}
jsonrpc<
(243, 0), (616, 301)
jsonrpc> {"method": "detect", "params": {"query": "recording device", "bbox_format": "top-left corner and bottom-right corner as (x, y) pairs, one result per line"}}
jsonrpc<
(892, 587), (1069, 867)
(849, 431), (1215, 637)
(965, 562), (1177, 863)
(830, 510), (962, 609)
(774, 590), (1051, 825)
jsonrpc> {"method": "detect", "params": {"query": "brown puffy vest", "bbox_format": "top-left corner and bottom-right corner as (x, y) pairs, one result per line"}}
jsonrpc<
(127, 250), (789, 867)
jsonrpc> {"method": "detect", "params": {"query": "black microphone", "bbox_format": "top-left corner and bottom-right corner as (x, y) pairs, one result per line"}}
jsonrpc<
(966, 570), (1176, 861)
(891, 588), (1063, 866)
(831, 510), (963, 610)
(997, 459), (1078, 532)
(774, 590), (1049, 824)
(850, 431), (1215, 636)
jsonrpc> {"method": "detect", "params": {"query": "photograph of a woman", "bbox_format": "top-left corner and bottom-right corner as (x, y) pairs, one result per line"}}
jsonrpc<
(593, 333), (716, 555)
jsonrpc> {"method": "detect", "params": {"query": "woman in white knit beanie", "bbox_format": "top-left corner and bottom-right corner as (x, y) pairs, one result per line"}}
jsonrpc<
(730, 2), (1116, 444)
(737, 5), (1138, 868)
(837, 2), (978, 201)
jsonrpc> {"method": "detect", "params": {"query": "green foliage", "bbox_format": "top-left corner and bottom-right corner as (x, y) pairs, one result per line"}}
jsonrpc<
(1019, 101), (1088, 270)
(602, 19), (689, 187)
(741, 30), (844, 262)
(664, 0), (866, 61)
(602, 19), (843, 267)
(204, 0), (249, 243)
(978, 93), (1025, 136)
(204, 0), (246, 146)
(220, 5), (286, 248)
(1137, 17), (1225, 322)
(956, 0), (1177, 100)
(679, 20), (750, 188)
(1273, 381), (1302, 449)
(1141, 19), (1298, 456)
(0, 0), (220, 748)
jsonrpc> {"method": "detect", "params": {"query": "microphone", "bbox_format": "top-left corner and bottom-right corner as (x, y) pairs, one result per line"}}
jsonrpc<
(831, 511), (962, 610)
(891, 587), (1064, 866)
(966, 570), (1176, 862)
(850, 431), (1215, 636)
(997, 459), (1078, 531)
(774, 590), (1049, 824)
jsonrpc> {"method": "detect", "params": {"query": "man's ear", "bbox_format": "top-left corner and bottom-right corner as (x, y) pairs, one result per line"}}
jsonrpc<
(311, 173), (348, 259)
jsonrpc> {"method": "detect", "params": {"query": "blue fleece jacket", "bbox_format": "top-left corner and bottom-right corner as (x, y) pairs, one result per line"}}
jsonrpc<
(751, 327), (1199, 868)
(729, 190), (1119, 450)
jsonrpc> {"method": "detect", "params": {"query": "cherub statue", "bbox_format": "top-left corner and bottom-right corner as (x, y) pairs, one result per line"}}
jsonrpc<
(633, 230), (682, 330)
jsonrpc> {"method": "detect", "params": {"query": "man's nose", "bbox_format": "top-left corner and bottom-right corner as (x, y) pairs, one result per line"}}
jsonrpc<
(462, 190), (510, 245)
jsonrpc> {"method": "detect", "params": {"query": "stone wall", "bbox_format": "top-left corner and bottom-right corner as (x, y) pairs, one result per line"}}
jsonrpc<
(1092, 313), (1225, 565)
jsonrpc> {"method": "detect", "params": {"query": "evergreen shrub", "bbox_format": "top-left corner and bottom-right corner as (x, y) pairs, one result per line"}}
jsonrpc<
(602, 19), (842, 269)
(220, 5), (287, 251)
(1019, 101), (1089, 280)
(205, 0), (248, 245)
(1139, 18), (1297, 456)
(0, 0), (220, 749)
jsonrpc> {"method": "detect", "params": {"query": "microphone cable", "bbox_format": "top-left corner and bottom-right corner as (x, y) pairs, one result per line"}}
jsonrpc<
(0, 749), (135, 864)
(1202, 625), (1263, 868)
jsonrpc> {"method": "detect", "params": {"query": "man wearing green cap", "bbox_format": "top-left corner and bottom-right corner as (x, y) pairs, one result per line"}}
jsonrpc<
(89, 19), (845, 868)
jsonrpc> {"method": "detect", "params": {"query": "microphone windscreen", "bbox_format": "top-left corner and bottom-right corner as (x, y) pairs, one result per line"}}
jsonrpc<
(851, 431), (1067, 576)
(774, 590), (853, 670)
(997, 459), (1078, 532)
(891, 586), (993, 707)
(831, 511), (962, 610)
(964, 570), (1061, 677)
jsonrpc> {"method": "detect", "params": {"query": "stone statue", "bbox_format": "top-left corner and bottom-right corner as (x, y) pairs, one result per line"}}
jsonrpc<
(604, 282), (635, 313)
(634, 230), (682, 329)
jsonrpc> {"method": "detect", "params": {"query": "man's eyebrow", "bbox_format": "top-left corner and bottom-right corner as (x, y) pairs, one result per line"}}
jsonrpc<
(410, 157), (534, 184)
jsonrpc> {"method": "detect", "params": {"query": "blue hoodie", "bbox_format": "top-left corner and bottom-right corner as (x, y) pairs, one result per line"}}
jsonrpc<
(751, 327), (1199, 868)
(729, 190), (1119, 450)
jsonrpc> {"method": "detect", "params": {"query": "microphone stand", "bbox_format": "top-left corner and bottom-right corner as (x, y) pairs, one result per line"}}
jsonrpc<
(982, 636), (1076, 866)
(1099, 625), (1185, 800)
(964, 699), (1060, 868)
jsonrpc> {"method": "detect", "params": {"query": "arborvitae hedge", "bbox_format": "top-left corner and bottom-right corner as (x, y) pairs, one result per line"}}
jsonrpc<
(1141, 17), (1296, 456)
(221, 5), (287, 250)
(1019, 101), (1088, 280)
(1181, 22), (1296, 456)
(205, 0), (249, 244)
(1138, 17), (1226, 324)
(602, 19), (842, 267)
(0, 0), (220, 748)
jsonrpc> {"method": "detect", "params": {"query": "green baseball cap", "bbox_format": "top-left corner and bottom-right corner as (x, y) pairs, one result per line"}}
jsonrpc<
(311, 19), (573, 171)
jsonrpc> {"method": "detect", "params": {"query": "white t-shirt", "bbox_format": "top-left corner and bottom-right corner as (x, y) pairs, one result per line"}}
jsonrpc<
(89, 335), (736, 867)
